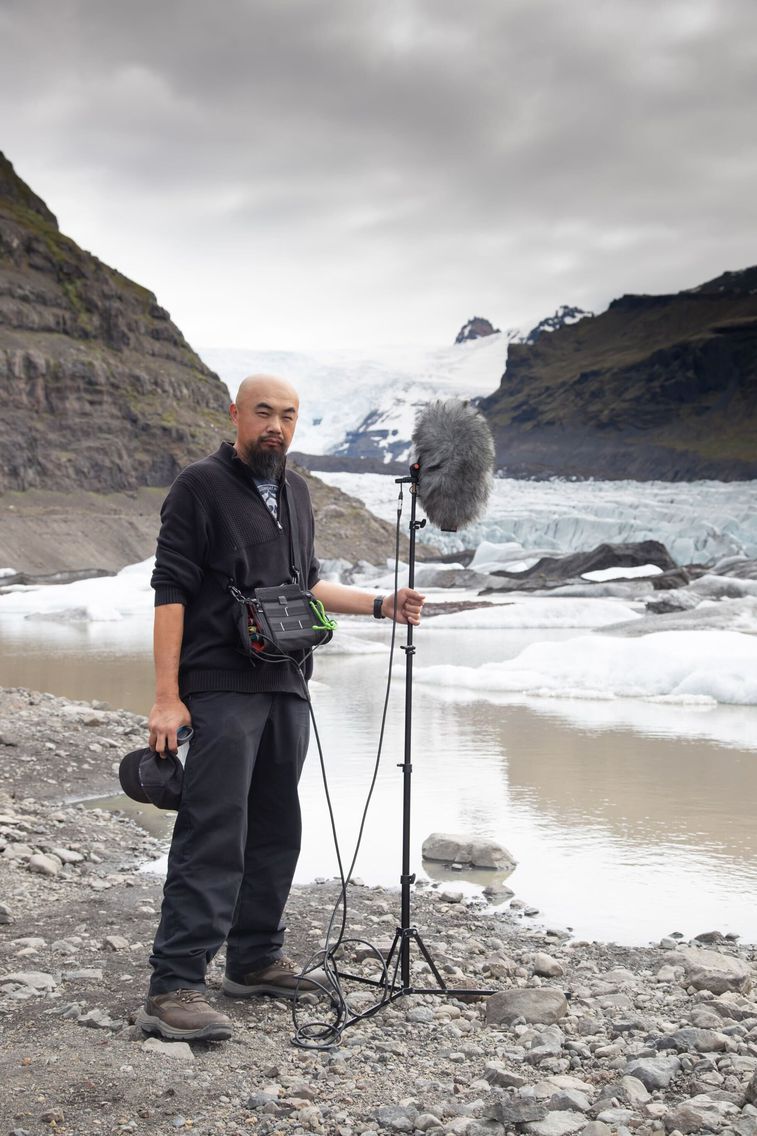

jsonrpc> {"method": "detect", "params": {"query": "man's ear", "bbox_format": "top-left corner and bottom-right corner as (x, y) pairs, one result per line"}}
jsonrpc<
(229, 402), (238, 424)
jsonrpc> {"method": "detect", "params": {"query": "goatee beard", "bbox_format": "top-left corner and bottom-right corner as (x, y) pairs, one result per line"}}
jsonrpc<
(238, 440), (287, 480)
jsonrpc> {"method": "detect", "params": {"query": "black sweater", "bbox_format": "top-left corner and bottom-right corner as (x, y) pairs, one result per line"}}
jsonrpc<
(151, 442), (320, 698)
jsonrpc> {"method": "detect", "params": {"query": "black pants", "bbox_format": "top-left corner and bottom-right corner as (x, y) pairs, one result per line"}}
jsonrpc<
(149, 690), (310, 994)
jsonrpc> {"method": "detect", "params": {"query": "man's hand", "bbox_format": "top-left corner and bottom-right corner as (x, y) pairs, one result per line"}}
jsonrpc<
(148, 699), (192, 757)
(383, 587), (425, 625)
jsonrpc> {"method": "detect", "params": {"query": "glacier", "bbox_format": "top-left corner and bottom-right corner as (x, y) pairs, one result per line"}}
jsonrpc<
(200, 336), (507, 459)
(318, 472), (757, 564)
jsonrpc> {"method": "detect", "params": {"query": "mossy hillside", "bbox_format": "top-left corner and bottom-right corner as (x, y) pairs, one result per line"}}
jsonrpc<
(480, 272), (757, 478)
(0, 153), (231, 492)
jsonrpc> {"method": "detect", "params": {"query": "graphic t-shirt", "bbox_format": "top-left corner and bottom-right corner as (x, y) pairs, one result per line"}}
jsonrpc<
(254, 478), (279, 520)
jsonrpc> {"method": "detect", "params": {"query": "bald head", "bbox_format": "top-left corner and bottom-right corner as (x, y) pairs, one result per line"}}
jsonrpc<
(235, 373), (300, 412)
(230, 373), (300, 478)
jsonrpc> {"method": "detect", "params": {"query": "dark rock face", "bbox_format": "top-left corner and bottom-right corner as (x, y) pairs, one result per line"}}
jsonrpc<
(455, 316), (500, 344)
(479, 268), (757, 480)
(0, 153), (231, 492)
(490, 540), (677, 590)
(521, 304), (593, 345)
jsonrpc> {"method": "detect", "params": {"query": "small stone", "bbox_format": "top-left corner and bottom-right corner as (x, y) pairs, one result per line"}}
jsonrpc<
(523, 1110), (586, 1136)
(40, 1109), (64, 1125)
(547, 1090), (590, 1113)
(533, 953), (564, 978)
(664, 1094), (738, 1133)
(669, 1027), (729, 1052)
(624, 1056), (681, 1090)
(27, 853), (62, 876)
(141, 1038), (195, 1061)
(615, 1075), (650, 1105)
(374, 1103), (417, 1132)
(77, 1007), (122, 1030)
(746, 1070), (757, 1106)
(671, 946), (753, 995)
(485, 1098), (547, 1125)
(407, 1006), (435, 1023)
(694, 930), (725, 944)
(439, 889), (464, 904)
(51, 847), (84, 863)
(415, 1114), (444, 1132)
(0, 902), (12, 924)
(3, 971), (57, 991)
(103, 934), (130, 951)
(595, 1108), (635, 1127)
(484, 1063), (527, 1088)
(486, 988), (568, 1027)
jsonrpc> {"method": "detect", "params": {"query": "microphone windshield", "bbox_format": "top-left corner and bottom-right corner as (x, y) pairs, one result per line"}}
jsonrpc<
(411, 399), (495, 531)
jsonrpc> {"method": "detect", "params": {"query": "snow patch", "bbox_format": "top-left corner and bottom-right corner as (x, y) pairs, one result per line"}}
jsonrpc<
(0, 559), (155, 621)
(427, 598), (642, 629)
(416, 630), (757, 705)
(582, 564), (663, 582)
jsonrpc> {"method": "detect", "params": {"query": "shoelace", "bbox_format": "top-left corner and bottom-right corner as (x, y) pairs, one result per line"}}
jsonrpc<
(174, 989), (208, 1004)
(277, 957), (299, 973)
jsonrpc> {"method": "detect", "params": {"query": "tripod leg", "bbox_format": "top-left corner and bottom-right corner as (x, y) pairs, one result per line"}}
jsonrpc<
(410, 929), (448, 990)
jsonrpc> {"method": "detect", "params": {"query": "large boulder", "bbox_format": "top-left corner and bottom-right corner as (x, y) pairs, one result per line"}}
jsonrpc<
(422, 833), (516, 871)
(491, 541), (677, 589)
(486, 988), (568, 1027)
(670, 946), (753, 995)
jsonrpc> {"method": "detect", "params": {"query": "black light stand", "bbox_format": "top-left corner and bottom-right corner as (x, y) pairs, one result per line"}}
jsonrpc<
(303, 463), (494, 1042)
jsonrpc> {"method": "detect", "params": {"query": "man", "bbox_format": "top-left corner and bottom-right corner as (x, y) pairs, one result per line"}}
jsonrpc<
(137, 374), (425, 1041)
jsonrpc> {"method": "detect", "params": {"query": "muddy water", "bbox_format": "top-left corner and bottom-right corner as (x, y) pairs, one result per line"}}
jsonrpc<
(1, 614), (756, 945)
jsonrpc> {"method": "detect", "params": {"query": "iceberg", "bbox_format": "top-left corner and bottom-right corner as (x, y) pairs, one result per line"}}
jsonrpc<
(415, 629), (757, 705)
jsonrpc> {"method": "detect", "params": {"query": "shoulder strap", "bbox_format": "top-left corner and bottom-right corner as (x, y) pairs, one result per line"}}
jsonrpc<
(282, 479), (304, 587)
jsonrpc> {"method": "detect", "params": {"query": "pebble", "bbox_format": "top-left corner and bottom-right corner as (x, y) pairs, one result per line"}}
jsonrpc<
(142, 1038), (195, 1061)
(533, 953), (565, 978)
(486, 988), (568, 1026)
(624, 1056), (682, 1090)
(3, 971), (57, 991)
(103, 934), (130, 951)
(27, 852), (62, 876)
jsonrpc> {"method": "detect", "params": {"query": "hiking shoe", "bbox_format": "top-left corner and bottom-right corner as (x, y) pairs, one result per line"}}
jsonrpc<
(136, 989), (233, 1040)
(223, 956), (328, 999)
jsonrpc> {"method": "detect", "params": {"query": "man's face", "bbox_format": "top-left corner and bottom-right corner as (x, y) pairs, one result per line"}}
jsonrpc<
(230, 381), (299, 478)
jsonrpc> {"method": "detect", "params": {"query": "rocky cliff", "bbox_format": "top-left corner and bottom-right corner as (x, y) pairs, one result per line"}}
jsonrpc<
(0, 152), (231, 492)
(0, 155), (420, 573)
(479, 270), (757, 480)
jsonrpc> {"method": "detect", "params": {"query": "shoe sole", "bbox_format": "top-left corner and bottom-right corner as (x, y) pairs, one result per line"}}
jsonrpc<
(222, 976), (310, 999)
(136, 1008), (233, 1041)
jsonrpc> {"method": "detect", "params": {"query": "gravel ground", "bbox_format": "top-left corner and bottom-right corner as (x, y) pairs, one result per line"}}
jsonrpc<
(1, 687), (757, 1136)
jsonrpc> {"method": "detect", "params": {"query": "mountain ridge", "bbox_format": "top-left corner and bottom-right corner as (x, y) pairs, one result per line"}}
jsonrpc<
(0, 152), (231, 493)
(478, 267), (757, 480)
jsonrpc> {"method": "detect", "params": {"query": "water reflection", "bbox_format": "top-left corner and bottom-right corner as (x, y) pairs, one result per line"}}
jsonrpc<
(1, 614), (756, 944)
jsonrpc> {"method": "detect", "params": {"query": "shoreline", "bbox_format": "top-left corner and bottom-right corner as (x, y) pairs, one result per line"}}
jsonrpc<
(2, 688), (757, 1135)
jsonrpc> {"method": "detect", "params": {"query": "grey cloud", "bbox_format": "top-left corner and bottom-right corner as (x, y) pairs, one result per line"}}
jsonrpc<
(1, 0), (757, 347)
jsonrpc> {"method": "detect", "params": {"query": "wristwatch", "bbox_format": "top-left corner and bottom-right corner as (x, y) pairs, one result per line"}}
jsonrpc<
(373, 595), (387, 620)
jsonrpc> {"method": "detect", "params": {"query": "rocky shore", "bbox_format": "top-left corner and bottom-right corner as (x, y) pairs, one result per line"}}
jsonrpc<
(2, 688), (757, 1136)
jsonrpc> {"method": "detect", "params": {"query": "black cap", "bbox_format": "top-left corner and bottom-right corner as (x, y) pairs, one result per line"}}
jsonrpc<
(118, 748), (184, 811)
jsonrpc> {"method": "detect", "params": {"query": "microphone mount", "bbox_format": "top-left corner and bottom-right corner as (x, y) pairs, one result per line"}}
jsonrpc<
(321, 460), (495, 1035)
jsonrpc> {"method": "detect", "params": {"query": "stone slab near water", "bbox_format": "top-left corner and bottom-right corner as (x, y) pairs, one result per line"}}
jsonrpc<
(422, 832), (517, 871)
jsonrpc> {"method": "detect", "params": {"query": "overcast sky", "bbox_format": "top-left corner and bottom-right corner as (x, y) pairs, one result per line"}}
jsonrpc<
(2, 0), (757, 351)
